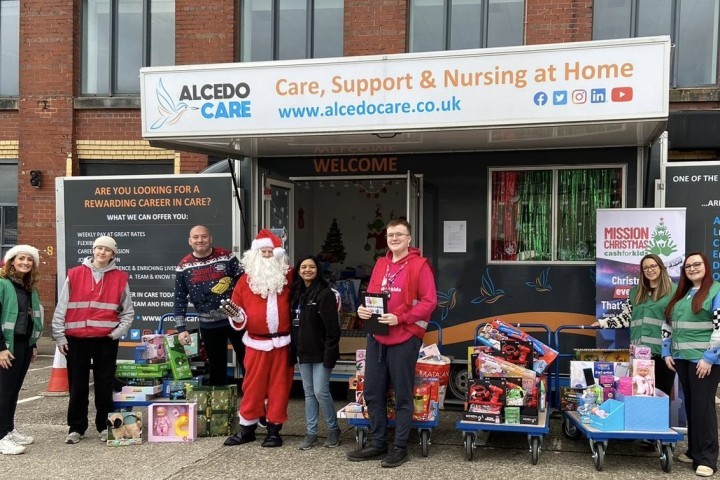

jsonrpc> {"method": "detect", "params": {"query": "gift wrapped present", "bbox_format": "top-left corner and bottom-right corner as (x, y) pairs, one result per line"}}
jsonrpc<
(186, 385), (238, 437)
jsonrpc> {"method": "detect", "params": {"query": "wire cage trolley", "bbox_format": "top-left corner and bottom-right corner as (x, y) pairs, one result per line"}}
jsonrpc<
(456, 322), (553, 465)
(344, 321), (445, 457)
(555, 325), (684, 473)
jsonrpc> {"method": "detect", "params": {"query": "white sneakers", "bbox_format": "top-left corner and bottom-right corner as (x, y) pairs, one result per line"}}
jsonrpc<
(8, 429), (33, 445)
(65, 432), (84, 444)
(99, 430), (108, 442)
(696, 466), (714, 477)
(0, 433), (26, 455)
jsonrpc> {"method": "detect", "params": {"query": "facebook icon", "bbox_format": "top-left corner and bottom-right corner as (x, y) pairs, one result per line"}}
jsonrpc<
(533, 92), (548, 106)
(591, 88), (606, 103)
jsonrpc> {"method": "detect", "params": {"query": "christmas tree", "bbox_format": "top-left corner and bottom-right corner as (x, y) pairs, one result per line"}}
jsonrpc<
(318, 218), (347, 264)
(645, 218), (678, 257)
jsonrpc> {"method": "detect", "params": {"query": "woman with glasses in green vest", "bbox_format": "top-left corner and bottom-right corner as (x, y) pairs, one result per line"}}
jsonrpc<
(592, 253), (677, 395)
(662, 252), (720, 477)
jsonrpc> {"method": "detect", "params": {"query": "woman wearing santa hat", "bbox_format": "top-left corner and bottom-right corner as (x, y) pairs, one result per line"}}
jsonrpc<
(52, 235), (135, 445)
(223, 229), (295, 448)
(0, 245), (43, 455)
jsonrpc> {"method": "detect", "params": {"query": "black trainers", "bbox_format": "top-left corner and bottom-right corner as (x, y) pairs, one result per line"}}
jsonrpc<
(381, 447), (408, 468)
(347, 445), (388, 462)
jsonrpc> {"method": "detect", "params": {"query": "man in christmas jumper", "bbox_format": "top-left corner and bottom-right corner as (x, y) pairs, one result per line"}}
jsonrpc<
(348, 219), (437, 468)
(174, 225), (245, 386)
(223, 229), (294, 448)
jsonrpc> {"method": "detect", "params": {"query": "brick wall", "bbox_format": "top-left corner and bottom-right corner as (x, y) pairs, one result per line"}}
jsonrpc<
(345, 0), (408, 56)
(525, 0), (593, 45)
(19, 0), (76, 309)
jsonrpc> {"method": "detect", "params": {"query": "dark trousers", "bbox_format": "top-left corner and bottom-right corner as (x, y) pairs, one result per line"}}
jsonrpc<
(66, 336), (119, 434)
(675, 359), (720, 471)
(364, 334), (422, 450)
(0, 336), (33, 439)
(199, 324), (245, 386)
(652, 353), (676, 396)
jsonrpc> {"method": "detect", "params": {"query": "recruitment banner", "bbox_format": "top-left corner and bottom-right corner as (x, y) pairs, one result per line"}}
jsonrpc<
(56, 174), (234, 360)
(665, 163), (720, 281)
(595, 208), (686, 323)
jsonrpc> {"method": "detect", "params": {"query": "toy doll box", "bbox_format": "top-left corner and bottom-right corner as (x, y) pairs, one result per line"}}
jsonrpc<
(615, 390), (669, 431)
(185, 385), (238, 437)
(148, 403), (197, 443)
(588, 399), (624, 431)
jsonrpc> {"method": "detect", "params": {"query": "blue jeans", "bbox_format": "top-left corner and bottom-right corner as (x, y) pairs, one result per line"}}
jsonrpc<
(298, 362), (338, 435)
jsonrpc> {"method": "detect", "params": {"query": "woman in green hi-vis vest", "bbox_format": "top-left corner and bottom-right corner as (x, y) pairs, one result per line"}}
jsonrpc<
(593, 253), (677, 395)
(663, 252), (720, 477)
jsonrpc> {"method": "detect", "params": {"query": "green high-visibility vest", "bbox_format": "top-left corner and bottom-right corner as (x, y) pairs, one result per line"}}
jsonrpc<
(670, 282), (720, 361)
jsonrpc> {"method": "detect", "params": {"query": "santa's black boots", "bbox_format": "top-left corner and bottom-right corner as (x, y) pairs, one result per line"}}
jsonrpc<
(223, 423), (257, 446)
(261, 422), (283, 447)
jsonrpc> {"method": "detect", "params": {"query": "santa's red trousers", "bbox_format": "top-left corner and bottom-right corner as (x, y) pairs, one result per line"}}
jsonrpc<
(239, 345), (294, 425)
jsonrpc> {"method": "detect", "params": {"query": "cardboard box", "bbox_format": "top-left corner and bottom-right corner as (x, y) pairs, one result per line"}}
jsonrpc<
(148, 403), (197, 442)
(574, 349), (630, 362)
(589, 399), (624, 431)
(107, 412), (143, 446)
(615, 389), (670, 431)
(164, 335), (193, 380)
(162, 377), (203, 399)
(505, 407), (520, 424)
(122, 384), (162, 395)
(560, 386), (584, 411)
(461, 409), (503, 424)
(336, 402), (367, 419)
(185, 385), (238, 437)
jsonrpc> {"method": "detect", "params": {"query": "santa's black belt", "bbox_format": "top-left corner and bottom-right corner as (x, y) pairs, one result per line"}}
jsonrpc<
(248, 331), (290, 339)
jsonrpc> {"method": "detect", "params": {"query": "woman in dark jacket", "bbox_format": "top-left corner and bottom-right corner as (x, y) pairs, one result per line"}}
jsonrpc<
(290, 255), (341, 450)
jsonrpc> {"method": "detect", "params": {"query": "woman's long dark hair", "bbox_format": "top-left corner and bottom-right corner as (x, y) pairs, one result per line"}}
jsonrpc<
(291, 255), (329, 307)
(634, 254), (673, 304)
(665, 252), (714, 318)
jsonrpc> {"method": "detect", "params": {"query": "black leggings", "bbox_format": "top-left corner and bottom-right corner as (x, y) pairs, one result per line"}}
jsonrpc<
(199, 324), (245, 386)
(0, 336), (33, 439)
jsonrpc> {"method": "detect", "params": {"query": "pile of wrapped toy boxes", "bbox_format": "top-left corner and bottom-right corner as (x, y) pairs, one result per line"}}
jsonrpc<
(109, 333), (238, 446)
(464, 319), (558, 425)
(560, 346), (670, 431)
(337, 343), (451, 422)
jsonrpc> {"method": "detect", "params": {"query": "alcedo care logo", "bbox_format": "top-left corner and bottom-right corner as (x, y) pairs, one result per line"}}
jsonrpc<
(151, 78), (253, 130)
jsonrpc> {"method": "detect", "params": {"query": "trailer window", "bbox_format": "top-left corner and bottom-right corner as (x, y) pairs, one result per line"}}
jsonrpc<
(489, 166), (624, 263)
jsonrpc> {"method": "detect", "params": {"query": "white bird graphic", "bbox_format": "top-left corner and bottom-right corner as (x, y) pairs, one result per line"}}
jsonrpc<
(151, 78), (197, 129)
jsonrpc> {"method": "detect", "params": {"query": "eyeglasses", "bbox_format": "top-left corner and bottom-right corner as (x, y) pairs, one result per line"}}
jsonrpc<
(684, 262), (703, 271)
(642, 264), (659, 272)
(386, 233), (409, 239)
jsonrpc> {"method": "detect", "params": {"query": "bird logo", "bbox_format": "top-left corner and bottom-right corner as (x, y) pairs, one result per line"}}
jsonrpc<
(151, 78), (198, 130)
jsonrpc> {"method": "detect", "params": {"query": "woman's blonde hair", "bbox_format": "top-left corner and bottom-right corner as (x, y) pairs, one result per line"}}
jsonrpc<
(634, 254), (672, 304)
(0, 255), (40, 290)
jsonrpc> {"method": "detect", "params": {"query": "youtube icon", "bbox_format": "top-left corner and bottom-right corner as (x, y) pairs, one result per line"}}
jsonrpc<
(611, 87), (633, 102)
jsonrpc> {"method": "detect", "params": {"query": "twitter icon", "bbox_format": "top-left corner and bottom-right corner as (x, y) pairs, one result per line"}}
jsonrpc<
(553, 90), (568, 105)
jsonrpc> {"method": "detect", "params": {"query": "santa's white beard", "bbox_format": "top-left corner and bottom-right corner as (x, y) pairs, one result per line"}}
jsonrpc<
(241, 250), (289, 297)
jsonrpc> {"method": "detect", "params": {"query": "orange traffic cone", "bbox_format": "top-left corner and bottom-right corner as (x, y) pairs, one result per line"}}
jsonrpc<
(42, 346), (69, 396)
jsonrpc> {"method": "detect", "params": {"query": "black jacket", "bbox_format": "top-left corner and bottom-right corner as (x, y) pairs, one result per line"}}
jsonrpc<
(291, 287), (340, 369)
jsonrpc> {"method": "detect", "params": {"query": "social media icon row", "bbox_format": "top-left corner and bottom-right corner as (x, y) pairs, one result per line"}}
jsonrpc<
(534, 87), (633, 106)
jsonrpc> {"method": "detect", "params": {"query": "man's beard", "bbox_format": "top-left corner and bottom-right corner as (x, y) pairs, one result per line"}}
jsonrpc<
(241, 250), (289, 298)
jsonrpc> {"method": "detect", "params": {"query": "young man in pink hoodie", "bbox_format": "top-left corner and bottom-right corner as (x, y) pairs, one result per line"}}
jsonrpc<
(347, 219), (437, 468)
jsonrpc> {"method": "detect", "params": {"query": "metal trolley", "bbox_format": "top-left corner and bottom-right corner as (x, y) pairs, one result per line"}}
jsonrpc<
(346, 321), (444, 457)
(456, 322), (553, 464)
(555, 324), (684, 473)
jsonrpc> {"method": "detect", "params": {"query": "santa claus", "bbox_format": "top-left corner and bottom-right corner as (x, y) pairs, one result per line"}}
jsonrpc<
(222, 229), (294, 448)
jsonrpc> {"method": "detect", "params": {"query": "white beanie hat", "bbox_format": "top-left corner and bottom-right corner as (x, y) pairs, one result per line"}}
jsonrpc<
(93, 235), (118, 254)
(250, 229), (285, 258)
(4, 244), (40, 266)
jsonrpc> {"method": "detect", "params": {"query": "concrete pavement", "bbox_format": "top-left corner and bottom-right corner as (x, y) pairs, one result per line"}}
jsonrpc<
(5, 337), (709, 479)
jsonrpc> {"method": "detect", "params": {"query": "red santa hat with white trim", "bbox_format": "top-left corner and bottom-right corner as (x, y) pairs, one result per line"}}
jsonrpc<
(250, 229), (285, 258)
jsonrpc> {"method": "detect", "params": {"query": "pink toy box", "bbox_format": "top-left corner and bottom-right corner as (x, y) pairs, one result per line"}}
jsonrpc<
(148, 403), (197, 443)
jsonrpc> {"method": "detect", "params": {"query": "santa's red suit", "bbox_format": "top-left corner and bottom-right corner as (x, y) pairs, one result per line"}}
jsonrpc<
(230, 269), (294, 425)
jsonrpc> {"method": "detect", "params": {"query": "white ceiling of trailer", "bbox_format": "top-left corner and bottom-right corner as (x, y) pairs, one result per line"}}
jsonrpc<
(149, 119), (666, 157)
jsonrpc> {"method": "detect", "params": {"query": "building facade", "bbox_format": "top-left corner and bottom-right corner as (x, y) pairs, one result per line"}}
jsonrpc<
(1, 0), (718, 345)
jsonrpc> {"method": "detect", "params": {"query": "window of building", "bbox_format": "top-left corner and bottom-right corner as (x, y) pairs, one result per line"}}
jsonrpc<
(240, 0), (343, 61)
(489, 166), (624, 263)
(82, 0), (175, 95)
(409, 0), (524, 53)
(0, 0), (19, 96)
(593, 0), (719, 87)
(0, 162), (18, 259)
(79, 160), (173, 176)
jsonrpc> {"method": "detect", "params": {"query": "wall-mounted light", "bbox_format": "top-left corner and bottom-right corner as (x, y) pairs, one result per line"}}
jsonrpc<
(30, 170), (42, 188)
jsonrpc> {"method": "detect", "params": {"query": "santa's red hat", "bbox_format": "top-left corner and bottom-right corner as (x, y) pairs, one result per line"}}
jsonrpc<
(251, 229), (285, 257)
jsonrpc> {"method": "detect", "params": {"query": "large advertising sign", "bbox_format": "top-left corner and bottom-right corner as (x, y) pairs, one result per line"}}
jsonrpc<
(595, 208), (686, 323)
(56, 174), (234, 360)
(665, 163), (720, 281)
(141, 36), (670, 137)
